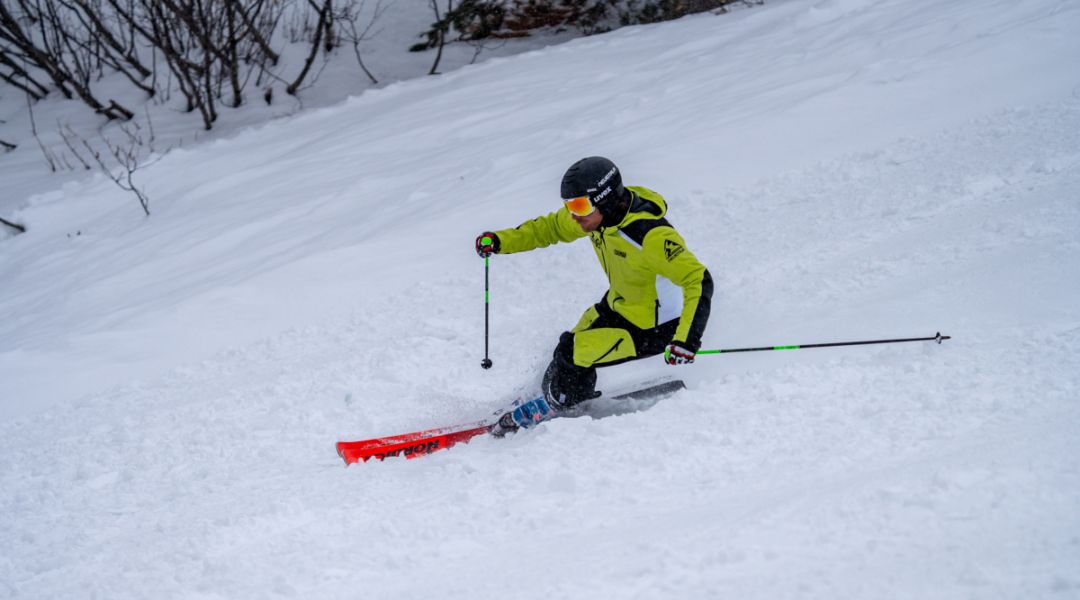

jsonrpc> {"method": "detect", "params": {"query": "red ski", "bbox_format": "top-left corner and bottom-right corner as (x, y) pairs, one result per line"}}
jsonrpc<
(335, 379), (685, 465)
(336, 421), (490, 464)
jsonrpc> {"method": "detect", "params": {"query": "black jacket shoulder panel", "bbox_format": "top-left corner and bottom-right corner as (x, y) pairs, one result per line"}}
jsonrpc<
(619, 214), (671, 247)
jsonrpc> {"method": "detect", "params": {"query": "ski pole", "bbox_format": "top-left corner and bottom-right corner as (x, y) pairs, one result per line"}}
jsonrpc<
(670, 332), (951, 361)
(481, 250), (493, 370)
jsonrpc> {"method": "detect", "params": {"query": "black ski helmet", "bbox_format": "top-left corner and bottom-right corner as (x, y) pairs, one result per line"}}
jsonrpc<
(560, 156), (627, 208)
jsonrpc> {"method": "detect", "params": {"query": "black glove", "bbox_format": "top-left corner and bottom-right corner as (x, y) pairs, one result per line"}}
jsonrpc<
(475, 231), (501, 258)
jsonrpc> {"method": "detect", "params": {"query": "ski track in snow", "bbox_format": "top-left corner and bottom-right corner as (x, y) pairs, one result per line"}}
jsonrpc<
(2, 95), (1079, 597)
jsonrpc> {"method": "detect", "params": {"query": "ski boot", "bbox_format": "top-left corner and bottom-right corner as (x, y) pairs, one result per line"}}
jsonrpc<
(489, 395), (556, 437)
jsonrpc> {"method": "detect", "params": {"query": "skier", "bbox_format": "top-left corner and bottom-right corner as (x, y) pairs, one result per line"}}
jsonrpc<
(475, 156), (713, 433)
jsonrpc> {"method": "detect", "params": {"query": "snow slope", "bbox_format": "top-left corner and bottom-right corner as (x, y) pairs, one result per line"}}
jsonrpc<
(2, 0), (1079, 597)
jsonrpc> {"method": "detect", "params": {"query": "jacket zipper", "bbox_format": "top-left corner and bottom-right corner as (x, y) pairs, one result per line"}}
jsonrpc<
(594, 338), (624, 363)
(597, 230), (612, 283)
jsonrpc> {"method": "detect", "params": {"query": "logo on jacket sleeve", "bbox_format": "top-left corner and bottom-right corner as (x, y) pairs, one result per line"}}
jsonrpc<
(664, 240), (685, 261)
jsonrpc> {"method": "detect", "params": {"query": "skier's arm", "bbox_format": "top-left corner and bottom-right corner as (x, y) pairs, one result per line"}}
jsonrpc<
(494, 208), (587, 254)
(643, 228), (713, 351)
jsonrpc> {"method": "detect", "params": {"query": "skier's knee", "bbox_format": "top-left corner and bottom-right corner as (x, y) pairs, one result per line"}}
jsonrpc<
(544, 332), (598, 407)
(554, 331), (576, 364)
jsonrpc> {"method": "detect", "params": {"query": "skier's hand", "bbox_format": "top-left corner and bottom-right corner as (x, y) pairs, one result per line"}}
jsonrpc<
(664, 342), (695, 365)
(475, 232), (500, 258)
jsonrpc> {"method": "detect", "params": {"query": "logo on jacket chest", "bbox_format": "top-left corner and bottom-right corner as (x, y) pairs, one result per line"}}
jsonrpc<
(591, 233), (628, 258)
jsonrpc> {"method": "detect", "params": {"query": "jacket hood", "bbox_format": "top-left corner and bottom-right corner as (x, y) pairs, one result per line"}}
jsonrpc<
(615, 186), (668, 229)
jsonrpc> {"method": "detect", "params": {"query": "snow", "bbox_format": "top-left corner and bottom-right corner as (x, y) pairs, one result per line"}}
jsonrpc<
(2, 0), (1080, 597)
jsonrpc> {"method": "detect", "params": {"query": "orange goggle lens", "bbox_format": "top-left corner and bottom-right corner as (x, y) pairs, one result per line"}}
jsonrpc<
(563, 195), (595, 217)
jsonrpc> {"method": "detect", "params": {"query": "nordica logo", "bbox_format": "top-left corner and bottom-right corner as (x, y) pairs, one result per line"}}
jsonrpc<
(598, 166), (618, 187)
(586, 166), (619, 202)
(373, 439), (441, 460)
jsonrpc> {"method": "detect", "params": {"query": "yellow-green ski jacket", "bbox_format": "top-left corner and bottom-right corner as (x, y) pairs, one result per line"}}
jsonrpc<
(495, 186), (713, 351)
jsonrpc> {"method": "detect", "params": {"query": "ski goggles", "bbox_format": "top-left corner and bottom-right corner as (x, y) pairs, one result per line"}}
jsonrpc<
(563, 195), (596, 217)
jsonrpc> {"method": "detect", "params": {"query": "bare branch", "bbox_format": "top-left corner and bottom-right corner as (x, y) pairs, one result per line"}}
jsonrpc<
(0, 49), (51, 98)
(58, 123), (93, 170)
(81, 126), (152, 216)
(1, 216), (27, 233)
(25, 85), (60, 172)
(226, 0), (280, 65)
(287, 0), (331, 95)
(338, 0), (382, 84)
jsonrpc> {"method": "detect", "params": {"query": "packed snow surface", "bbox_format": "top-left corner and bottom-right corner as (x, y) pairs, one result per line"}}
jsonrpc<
(2, 0), (1079, 597)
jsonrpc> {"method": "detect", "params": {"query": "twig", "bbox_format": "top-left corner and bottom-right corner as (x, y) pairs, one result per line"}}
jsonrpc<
(81, 129), (151, 216)
(58, 123), (93, 170)
(339, 0), (384, 84)
(0, 216), (27, 233)
(26, 85), (59, 172)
